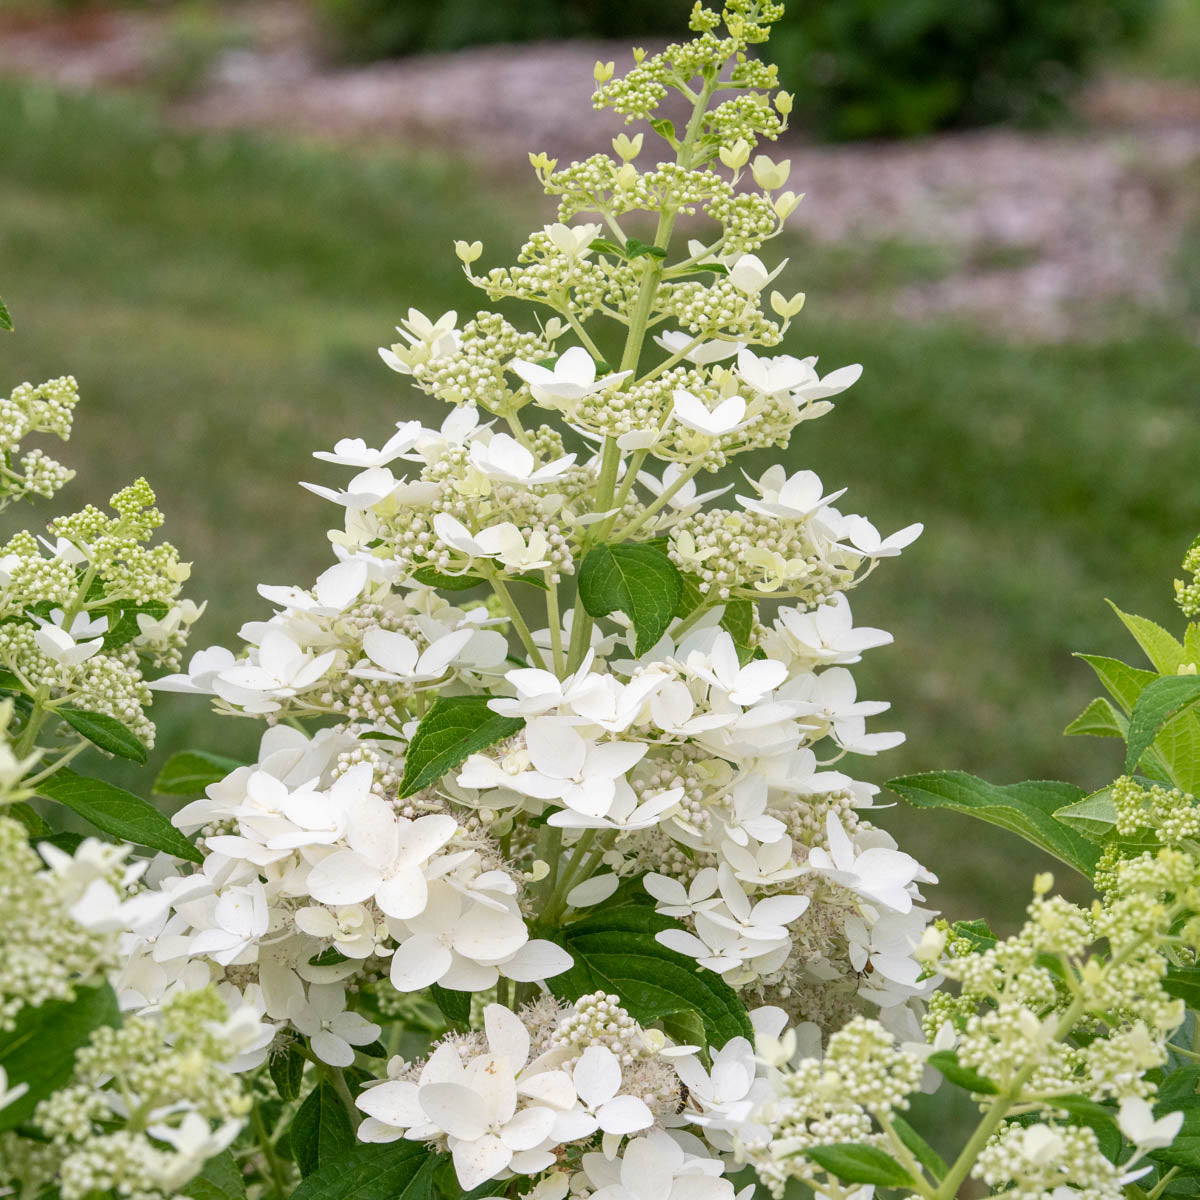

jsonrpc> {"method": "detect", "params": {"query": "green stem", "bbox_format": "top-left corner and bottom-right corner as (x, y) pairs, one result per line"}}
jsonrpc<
(876, 1113), (938, 1199)
(544, 573), (565, 675)
(251, 1101), (289, 1199)
(322, 1064), (362, 1131)
(488, 572), (546, 668)
(614, 458), (706, 540)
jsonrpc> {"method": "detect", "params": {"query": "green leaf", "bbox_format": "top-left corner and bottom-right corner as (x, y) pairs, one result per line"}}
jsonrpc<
(184, 1151), (247, 1200)
(1064, 696), (1127, 739)
(291, 1082), (356, 1177)
(720, 598), (754, 659)
(546, 905), (752, 1049)
(1076, 653), (1158, 714)
(38, 768), (203, 862)
(0, 982), (120, 1131)
(1125, 675), (1200, 775)
(430, 983), (471, 1026)
(578, 542), (683, 655)
(803, 1144), (916, 1188)
(674, 572), (706, 619)
(1152, 1098), (1200, 1168)
(309, 947), (349, 967)
(888, 771), (1099, 877)
(951, 918), (999, 953)
(624, 238), (667, 260)
(649, 117), (678, 145)
(269, 1041), (306, 1102)
(1053, 786), (1119, 843)
(59, 706), (148, 763)
(1110, 601), (1187, 674)
(410, 566), (485, 591)
(1185, 622), (1200, 666)
(1163, 966), (1200, 1008)
(925, 1050), (1000, 1095)
(0, 293), (12, 332)
(588, 238), (626, 258)
(291, 1142), (438, 1200)
(690, 261), (730, 275)
(155, 750), (245, 796)
(7, 801), (51, 838)
(891, 1114), (947, 1178)
(101, 600), (169, 651)
(399, 696), (523, 799)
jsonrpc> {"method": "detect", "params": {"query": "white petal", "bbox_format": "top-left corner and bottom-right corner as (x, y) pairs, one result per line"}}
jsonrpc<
(311, 1030), (354, 1068)
(596, 1095), (653, 1135)
(485, 1004), (530, 1071)
(420, 1082), (491, 1141)
(566, 873), (619, 908)
(573, 1045), (621, 1107)
(389, 934), (452, 991)
(305, 850), (382, 906)
(500, 1106), (556, 1151)
(452, 1135), (512, 1191)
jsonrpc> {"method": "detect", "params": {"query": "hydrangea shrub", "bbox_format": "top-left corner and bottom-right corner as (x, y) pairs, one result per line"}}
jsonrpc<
(0, 5), (1197, 1200)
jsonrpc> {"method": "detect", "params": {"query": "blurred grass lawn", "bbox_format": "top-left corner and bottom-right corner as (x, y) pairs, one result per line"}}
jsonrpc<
(2, 80), (1199, 928)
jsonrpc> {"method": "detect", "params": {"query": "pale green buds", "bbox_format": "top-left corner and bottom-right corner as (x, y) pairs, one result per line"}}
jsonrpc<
(455, 240), (483, 266)
(613, 162), (639, 189)
(593, 60), (615, 83)
(718, 138), (751, 171)
(612, 132), (644, 162)
(775, 90), (794, 115)
(770, 290), (806, 319)
(751, 154), (791, 191)
(773, 190), (804, 220)
(528, 151), (558, 173)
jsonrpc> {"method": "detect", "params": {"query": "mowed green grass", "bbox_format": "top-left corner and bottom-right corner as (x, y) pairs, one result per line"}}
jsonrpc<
(2, 80), (1199, 926)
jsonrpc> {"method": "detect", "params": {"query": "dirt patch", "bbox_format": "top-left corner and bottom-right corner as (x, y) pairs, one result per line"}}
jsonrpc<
(3, 1), (1199, 338)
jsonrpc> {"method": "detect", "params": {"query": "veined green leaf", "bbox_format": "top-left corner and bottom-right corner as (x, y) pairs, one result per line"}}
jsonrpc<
(546, 905), (751, 1049)
(430, 983), (471, 1026)
(184, 1151), (247, 1200)
(410, 566), (485, 590)
(39, 768), (203, 862)
(1125, 674), (1200, 776)
(290, 1082), (355, 1177)
(59, 706), (148, 763)
(399, 696), (523, 798)
(0, 983), (120, 1131)
(1075, 653), (1157, 714)
(1163, 965), (1200, 1009)
(578, 542), (683, 655)
(925, 1050), (1000, 1095)
(1064, 696), (1126, 739)
(1109, 601), (1186, 674)
(891, 1115), (947, 1178)
(1151, 1097), (1200, 1168)
(269, 1041), (306, 1102)
(0, 294), (12, 332)
(1053, 786), (1118, 843)
(155, 749), (245, 796)
(291, 1142), (438, 1200)
(802, 1144), (916, 1188)
(888, 771), (1098, 877)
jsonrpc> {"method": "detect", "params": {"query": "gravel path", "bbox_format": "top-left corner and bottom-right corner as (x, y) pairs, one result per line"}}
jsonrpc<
(4, 1), (1199, 338)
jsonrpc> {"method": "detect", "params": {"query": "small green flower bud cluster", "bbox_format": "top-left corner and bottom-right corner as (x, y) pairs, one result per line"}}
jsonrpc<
(0, 376), (78, 510)
(30, 990), (252, 1200)
(0, 816), (117, 1030)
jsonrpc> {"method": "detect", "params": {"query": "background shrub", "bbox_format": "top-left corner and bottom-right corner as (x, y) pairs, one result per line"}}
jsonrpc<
(316, 0), (1161, 138)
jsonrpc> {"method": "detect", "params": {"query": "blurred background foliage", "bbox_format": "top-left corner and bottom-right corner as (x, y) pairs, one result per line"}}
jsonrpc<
(316, 0), (1162, 138)
(1, 0), (1200, 932)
